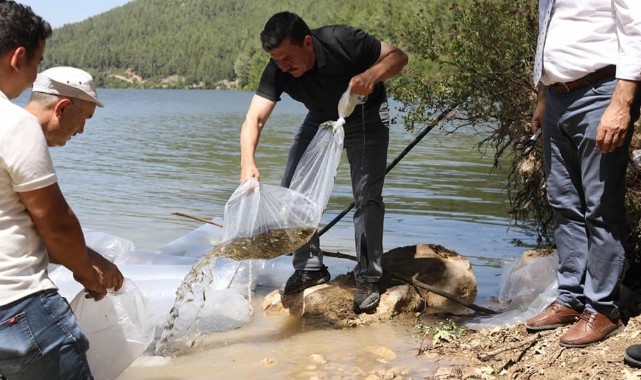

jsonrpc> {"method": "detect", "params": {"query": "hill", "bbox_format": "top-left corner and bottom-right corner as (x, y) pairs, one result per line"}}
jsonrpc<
(42, 0), (447, 89)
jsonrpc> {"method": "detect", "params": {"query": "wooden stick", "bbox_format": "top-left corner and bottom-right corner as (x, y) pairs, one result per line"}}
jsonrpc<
(171, 212), (223, 227)
(322, 250), (357, 261)
(388, 271), (498, 315)
(478, 330), (553, 362)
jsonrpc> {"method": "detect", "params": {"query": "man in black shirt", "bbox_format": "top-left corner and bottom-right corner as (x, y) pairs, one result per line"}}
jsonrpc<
(239, 11), (407, 314)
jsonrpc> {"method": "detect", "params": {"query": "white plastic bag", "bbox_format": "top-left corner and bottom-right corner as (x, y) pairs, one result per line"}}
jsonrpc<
(337, 84), (367, 119)
(70, 280), (153, 380)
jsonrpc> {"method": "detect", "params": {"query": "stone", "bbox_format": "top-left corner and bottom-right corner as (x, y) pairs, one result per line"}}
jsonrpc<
(262, 244), (478, 323)
(382, 244), (477, 314)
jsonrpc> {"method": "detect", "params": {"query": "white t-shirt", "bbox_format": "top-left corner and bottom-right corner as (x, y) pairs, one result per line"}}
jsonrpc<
(0, 91), (58, 306)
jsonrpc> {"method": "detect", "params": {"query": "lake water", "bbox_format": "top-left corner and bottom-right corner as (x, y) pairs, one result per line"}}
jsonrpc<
(13, 89), (535, 378)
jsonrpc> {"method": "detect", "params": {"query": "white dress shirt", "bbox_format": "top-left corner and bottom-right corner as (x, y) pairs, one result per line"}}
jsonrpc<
(540, 0), (641, 85)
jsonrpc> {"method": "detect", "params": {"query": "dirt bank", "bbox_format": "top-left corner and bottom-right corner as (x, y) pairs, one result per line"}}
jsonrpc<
(419, 314), (641, 379)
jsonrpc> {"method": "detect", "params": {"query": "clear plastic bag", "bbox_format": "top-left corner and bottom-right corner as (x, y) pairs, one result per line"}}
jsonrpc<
(465, 250), (559, 330)
(219, 179), (321, 260)
(217, 91), (346, 261)
(70, 280), (154, 380)
(289, 119), (345, 211)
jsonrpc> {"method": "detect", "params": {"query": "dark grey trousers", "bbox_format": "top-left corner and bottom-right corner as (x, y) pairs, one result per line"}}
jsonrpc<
(281, 102), (390, 282)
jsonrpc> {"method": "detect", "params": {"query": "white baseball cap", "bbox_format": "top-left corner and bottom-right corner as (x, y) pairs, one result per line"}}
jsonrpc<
(32, 66), (104, 107)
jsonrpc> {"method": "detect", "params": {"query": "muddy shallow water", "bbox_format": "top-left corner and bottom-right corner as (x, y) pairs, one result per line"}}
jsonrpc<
(117, 288), (448, 380)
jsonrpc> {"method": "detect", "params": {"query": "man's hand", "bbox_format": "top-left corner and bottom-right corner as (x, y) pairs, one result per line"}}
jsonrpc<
(240, 164), (260, 183)
(73, 269), (107, 301)
(597, 105), (630, 153)
(349, 72), (376, 97)
(88, 248), (124, 291)
(596, 79), (639, 153)
(349, 41), (408, 97)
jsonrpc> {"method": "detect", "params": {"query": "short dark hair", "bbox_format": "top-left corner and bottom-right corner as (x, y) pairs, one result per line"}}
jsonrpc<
(0, 1), (52, 60)
(260, 11), (311, 51)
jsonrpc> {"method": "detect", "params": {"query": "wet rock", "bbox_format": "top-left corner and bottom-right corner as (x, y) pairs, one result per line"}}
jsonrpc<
(262, 244), (477, 323)
(309, 354), (328, 365)
(381, 244), (477, 315)
(259, 357), (277, 367)
(262, 276), (424, 327)
(365, 346), (397, 361)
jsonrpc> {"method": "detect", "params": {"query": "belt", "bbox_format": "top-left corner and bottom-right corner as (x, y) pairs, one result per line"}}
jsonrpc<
(549, 65), (616, 94)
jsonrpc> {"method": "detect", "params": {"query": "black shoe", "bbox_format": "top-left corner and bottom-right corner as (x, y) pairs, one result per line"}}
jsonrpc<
(625, 344), (641, 367)
(279, 266), (330, 295)
(353, 281), (380, 314)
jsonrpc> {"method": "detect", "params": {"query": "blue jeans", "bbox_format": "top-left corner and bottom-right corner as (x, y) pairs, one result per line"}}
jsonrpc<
(543, 78), (641, 319)
(0, 290), (93, 380)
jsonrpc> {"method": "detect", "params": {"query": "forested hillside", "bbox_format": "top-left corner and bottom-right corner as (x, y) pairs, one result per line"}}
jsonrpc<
(42, 0), (455, 89)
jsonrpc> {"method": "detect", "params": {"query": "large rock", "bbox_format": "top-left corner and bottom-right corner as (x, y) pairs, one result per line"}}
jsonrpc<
(262, 244), (477, 325)
(382, 244), (477, 314)
(262, 274), (424, 327)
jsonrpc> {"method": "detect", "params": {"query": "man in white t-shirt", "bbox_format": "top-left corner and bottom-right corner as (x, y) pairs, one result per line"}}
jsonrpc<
(0, 2), (120, 379)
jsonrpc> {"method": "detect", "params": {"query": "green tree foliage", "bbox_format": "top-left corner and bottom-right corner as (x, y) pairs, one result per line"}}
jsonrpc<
(391, 0), (641, 257)
(389, 0), (553, 242)
(43, 0), (426, 89)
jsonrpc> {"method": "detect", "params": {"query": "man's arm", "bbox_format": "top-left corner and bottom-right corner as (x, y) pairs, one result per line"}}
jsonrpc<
(239, 95), (277, 183)
(349, 41), (409, 96)
(18, 183), (107, 300)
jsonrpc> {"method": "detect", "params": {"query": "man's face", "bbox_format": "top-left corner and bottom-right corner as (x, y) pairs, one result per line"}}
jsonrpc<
(268, 36), (315, 77)
(47, 98), (96, 147)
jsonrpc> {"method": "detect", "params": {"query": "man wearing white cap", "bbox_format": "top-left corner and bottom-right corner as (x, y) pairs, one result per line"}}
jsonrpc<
(0, 2), (117, 378)
(27, 66), (105, 146)
(25, 66), (123, 287)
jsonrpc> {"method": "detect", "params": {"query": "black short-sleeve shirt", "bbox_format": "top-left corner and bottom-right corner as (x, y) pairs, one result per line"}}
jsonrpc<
(256, 25), (386, 121)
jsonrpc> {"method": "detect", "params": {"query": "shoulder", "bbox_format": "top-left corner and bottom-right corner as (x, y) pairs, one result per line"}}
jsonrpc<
(314, 25), (370, 41)
(0, 98), (41, 138)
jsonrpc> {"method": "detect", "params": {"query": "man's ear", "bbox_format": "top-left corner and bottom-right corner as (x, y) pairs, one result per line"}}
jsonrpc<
(304, 35), (313, 48)
(54, 98), (72, 118)
(9, 46), (26, 72)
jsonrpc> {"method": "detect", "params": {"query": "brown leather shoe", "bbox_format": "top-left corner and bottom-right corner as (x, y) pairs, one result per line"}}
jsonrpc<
(525, 301), (581, 331)
(559, 309), (622, 348)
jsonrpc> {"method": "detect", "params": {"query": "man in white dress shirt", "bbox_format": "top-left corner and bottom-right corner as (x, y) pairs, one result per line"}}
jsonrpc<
(525, 0), (641, 349)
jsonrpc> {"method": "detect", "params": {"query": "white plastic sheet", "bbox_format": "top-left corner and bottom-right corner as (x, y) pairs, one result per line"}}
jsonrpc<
(466, 250), (558, 330)
(83, 228), (136, 261)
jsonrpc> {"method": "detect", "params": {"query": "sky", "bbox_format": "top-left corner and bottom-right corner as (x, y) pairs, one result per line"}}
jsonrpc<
(20, 0), (133, 28)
